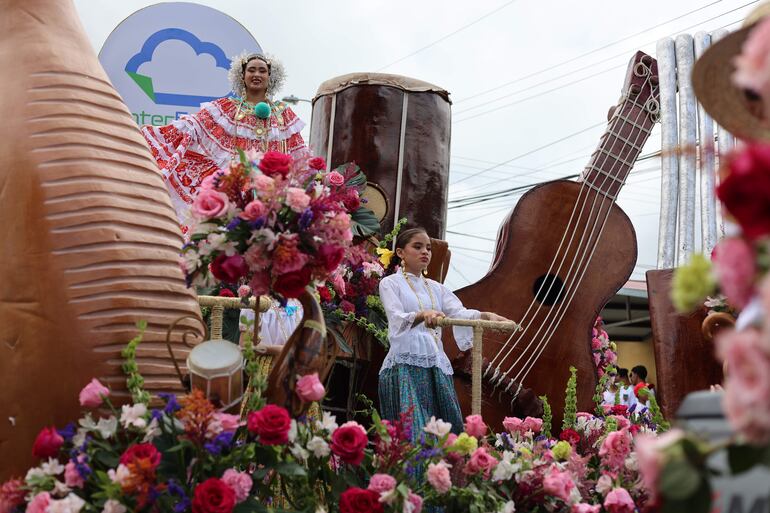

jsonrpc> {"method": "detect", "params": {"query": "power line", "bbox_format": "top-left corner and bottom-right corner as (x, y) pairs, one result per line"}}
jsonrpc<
(376, 0), (520, 71)
(449, 262), (474, 286)
(451, 245), (495, 254)
(453, 0), (736, 104)
(445, 230), (497, 242)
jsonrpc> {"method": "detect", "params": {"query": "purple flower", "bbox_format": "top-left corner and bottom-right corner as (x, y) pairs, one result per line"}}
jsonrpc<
(151, 409), (163, 421)
(76, 460), (92, 479)
(159, 393), (181, 413)
(226, 217), (243, 230)
(57, 423), (76, 442)
(249, 217), (266, 230)
(299, 208), (314, 230)
(204, 432), (234, 455)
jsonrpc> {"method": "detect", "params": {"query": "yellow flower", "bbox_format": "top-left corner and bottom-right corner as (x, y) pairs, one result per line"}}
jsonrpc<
(551, 440), (572, 461)
(671, 254), (716, 313)
(451, 433), (478, 455)
(376, 247), (394, 267)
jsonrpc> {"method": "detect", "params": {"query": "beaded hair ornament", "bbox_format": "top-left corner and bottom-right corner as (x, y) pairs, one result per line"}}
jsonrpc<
(228, 50), (286, 99)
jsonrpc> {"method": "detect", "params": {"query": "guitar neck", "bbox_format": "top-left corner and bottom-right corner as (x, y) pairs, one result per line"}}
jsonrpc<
(580, 96), (657, 200)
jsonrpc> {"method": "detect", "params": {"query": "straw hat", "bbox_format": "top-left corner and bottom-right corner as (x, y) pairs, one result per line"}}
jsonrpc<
(692, 2), (770, 141)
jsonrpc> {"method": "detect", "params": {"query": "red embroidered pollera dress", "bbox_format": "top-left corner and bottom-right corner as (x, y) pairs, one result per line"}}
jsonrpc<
(141, 97), (307, 233)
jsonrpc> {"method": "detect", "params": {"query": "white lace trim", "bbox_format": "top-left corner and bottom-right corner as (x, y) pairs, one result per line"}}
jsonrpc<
(204, 100), (305, 142)
(379, 351), (454, 376)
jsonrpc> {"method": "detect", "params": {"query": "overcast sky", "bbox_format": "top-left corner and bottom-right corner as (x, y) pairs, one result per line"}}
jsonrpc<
(73, 0), (756, 290)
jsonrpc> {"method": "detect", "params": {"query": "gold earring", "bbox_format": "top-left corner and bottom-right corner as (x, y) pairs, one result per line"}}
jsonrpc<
(423, 268), (428, 276)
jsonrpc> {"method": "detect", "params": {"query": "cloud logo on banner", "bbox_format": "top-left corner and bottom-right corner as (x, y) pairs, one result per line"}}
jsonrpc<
(125, 28), (232, 107)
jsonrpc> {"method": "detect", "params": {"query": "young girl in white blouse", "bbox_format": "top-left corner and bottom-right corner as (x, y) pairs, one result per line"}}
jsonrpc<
(378, 227), (508, 439)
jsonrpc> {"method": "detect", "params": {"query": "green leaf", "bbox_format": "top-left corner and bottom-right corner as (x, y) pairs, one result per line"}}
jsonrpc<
(728, 444), (770, 474)
(93, 450), (120, 468)
(659, 459), (701, 500)
(350, 207), (381, 237)
(234, 497), (267, 513)
(274, 461), (307, 477)
(662, 479), (712, 513)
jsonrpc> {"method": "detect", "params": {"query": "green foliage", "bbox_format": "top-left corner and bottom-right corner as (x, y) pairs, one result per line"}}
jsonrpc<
(593, 372), (610, 415)
(328, 308), (389, 347)
(647, 394), (670, 432)
(379, 217), (408, 248)
(727, 444), (770, 474)
(240, 317), (267, 412)
(562, 366), (578, 431)
(120, 320), (150, 404)
(350, 207), (381, 237)
(540, 395), (552, 438)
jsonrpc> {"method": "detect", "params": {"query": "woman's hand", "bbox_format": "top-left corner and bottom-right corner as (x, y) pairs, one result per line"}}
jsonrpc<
(422, 309), (446, 328)
(481, 312), (510, 322)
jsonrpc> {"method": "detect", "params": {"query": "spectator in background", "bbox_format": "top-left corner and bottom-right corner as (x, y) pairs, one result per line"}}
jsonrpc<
(617, 368), (636, 407)
(630, 364), (655, 406)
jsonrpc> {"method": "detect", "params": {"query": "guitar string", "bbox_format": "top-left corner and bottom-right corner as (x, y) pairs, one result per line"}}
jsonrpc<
(507, 71), (659, 389)
(484, 61), (656, 377)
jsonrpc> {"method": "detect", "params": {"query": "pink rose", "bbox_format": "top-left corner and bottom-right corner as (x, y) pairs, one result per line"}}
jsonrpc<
(192, 189), (230, 219)
(464, 414), (487, 438)
(600, 429), (632, 471)
(296, 373), (325, 402)
(210, 254), (249, 284)
(717, 328), (770, 444)
(609, 414), (631, 431)
(543, 466), (575, 502)
(214, 413), (242, 433)
(604, 487), (635, 513)
(221, 469), (252, 503)
(64, 460), (84, 488)
(595, 473), (614, 496)
(427, 461), (452, 493)
(237, 285), (251, 298)
(603, 349), (617, 365)
(634, 429), (683, 500)
(248, 271), (271, 296)
(252, 174), (275, 193)
(326, 170), (344, 186)
(308, 157), (327, 171)
(572, 504), (601, 513)
(286, 187), (310, 213)
(272, 234), (309, 274)
(244, 244), (271, 271)
(522, 416), (543, 433)
(407, 492), (423, 513)
(463, 447), (498, 478)
(79, 378), (109, 408)
(502, 416), (524, 434)
(367, 473), (396, 494)
(240, 200), (267, 222)
(591, 338), (602, 350)
(712, 238), (756, 309)
(27, 492), (51, 513)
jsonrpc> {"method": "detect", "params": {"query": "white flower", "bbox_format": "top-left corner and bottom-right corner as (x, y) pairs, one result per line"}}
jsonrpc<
(108, 464), (131, 486)
(192, 221), (217, 236)
(492, 451), (522, 482)
(307, 436), (330, 458)
(72, 428), (88, 449)
(102, 499), (127, 513)
(595, 474), (613, 496)
(315, 411), (338, 433)
(500, 500), (516, 513)
(142, 418), (161, 442)
(423, 416), (452, 437)
(181, 251), (202, 273)
(48, 493), (85, 513)
(290, 443), (309, 462)
(624, 452), (639, 472)
(249, 228), (278, 250)
(379, 489), (398, 505)
(288, 420), (298, 444)
(96, 416), (118, 439)
(52, 480), (72, 497)
(568, 486), (582, 505)
(41, 458), (65, 476)
(120, 403), (148, 429)
(24, 467), (47, 485)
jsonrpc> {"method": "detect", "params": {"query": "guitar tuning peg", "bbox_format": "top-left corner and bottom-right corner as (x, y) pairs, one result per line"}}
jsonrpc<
(650, 75), (659, 86)
(629, 84), (642, 97)
(641, 54), (653, 66)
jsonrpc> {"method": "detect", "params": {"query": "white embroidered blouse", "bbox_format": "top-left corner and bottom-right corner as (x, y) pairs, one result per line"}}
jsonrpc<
(379, 272), (480, 376)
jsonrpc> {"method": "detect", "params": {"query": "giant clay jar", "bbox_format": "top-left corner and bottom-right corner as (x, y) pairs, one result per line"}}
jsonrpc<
(0, 0), (203, 478)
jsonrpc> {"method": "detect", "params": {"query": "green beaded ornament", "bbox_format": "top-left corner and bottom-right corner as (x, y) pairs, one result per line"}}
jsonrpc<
(254, 102), (271, 119)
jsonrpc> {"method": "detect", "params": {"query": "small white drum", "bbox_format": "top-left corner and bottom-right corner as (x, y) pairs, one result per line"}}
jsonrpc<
(187, 339), (244, 410)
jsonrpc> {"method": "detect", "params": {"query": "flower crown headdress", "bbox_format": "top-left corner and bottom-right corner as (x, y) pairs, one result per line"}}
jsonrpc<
(228, 50), (286, 99)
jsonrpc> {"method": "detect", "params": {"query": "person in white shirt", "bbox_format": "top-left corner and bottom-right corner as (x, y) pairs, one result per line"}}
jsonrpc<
(239, 299), (303, 355)
(377, 227), (508, 440)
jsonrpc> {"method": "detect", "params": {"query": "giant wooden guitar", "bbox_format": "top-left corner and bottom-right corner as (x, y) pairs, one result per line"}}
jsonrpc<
(448, 51), (660, 431)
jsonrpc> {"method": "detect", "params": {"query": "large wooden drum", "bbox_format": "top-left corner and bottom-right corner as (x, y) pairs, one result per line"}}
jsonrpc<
(310, 73), (452, 236)
(188, 340), (244, 410)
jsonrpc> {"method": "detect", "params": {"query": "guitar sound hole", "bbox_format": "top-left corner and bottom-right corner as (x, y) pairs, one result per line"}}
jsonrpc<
(533, 274), (564, 306)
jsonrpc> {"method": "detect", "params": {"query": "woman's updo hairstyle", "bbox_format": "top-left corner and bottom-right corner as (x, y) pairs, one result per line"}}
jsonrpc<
(385, 227), (428, 275)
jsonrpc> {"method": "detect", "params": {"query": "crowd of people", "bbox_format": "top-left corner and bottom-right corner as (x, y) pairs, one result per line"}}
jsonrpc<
(601, 364), (656, 410)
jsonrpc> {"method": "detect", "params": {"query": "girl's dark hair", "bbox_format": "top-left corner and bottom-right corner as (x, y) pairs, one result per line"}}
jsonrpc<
(385, 227), (428, 274)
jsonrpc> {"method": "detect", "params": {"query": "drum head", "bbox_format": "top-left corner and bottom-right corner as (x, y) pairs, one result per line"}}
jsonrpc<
(188, 339), (243, 376)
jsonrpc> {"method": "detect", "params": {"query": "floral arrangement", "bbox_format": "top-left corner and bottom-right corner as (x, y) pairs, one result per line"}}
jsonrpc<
(179, 151), (378, 300)
(0, 354), (662, 513)
(590, 317), (617, 379)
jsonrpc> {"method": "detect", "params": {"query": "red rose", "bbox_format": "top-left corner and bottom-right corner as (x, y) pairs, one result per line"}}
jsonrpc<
(192, 477), (236, 513)
(308, 157), (327, 171)
(258, 151), (292, 178)
(610, 404), (628, 416)
(342, 189), (361, 212)
(210, 254), (248, 284)
(32, 426), (64, 459)
(318, 285), (332, 302)
(331, 423), (368, 465)
(717, 143), (770, 241)
(273, 266), (312, 298)
(247, 404), (291, 445)
(218, 288), (235, 297)
(317, 244), (345, 273)
(120, 442), (161, 468)
(339, 487), (383, 513)
(340, 300), (356, 314)
(559, 428), (581, 446)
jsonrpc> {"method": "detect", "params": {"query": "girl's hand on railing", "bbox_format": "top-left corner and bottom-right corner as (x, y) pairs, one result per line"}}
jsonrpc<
(481, 312), (510, 322)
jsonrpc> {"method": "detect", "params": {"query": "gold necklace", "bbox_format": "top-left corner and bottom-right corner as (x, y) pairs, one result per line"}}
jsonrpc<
(402, 268), (440, 346)
(232, 98), (272, 155)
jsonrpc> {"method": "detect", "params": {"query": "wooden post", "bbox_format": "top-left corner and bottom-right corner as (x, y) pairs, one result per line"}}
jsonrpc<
(472, 325), (483, 415)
